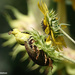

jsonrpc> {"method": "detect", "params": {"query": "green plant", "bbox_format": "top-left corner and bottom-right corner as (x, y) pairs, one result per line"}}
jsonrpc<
(0, 0), (75, 75)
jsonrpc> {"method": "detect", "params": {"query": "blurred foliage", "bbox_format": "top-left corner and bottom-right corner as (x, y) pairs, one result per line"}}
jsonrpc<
(0, 0), (75, 75)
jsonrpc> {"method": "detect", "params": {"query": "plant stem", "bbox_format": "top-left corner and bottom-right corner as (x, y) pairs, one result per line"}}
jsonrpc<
(47, 67), (52, 75)
(59, 28), (75, 44)
(60, 54), (75, 64)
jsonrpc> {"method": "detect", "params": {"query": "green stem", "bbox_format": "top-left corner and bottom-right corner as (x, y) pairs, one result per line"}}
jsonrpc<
(59, 28), (75, 44)
(47, 67), (52, 75)
(60, 54), (75, 64)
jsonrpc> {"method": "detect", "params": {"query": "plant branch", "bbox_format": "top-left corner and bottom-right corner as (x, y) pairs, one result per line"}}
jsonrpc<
(60, 54), (75, 64)
(59, 28), (75, 44)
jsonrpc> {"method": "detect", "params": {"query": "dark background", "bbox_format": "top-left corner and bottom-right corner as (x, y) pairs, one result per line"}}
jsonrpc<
(0, 0), (75, 75)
